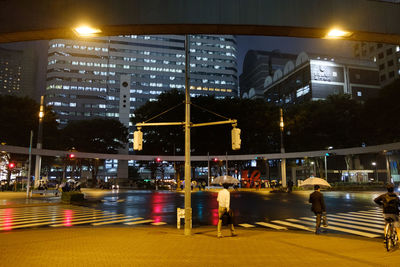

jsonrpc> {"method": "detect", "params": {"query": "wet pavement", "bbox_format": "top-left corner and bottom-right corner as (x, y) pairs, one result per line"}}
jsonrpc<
(79, 189), (385, 226)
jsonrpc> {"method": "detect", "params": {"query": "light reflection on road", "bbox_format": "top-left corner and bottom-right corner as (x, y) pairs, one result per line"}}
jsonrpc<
(81, 190), (385, 226)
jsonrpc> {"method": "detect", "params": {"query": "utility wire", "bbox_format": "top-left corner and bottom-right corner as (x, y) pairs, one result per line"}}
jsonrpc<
(190, 102), (230, 120)
(143, 102), (184, 123)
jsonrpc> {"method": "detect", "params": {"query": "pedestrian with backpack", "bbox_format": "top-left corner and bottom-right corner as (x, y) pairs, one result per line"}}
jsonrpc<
(374, 183), (400, 238)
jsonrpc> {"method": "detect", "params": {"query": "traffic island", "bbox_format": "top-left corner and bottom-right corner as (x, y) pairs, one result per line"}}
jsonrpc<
(61, 191), (85, 203)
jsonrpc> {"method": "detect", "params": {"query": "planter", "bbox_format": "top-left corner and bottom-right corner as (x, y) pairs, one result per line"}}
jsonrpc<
(61, 191), (85, 203)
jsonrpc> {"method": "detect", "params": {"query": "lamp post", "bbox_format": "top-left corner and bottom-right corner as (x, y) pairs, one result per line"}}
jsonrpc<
(26, 130), (33, 197)
(184, 34), (192, 236)
(279, 108), (286, 187)
(372, 162), (378, 181)
(324, 146), (333, 182)
(34, 96), (44, 188)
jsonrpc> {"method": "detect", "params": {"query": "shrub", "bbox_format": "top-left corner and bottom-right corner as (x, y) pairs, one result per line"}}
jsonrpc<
(61, 191), (85, 203)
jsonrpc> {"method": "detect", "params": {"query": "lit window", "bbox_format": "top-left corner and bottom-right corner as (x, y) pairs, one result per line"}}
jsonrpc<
(357, 91), (362, 97)
(332, 72), (337, 77)
(70, 103), (76, 107)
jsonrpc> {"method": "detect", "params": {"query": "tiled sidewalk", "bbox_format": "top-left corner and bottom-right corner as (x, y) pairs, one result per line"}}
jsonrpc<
(0, 226), (398, 267)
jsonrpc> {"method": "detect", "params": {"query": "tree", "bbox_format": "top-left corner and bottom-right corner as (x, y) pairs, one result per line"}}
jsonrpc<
(132, 90), (280, 155)
(284, 94), (363, 152)
(0, 95), (59, 148)
(361, 79), (400, 145)
(61, 118), (129, 186)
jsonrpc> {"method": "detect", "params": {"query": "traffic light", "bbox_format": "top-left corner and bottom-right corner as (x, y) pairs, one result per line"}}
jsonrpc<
(133, 130), (143, 151)
(325, 153), (335, 156)
(8, 162), (15, 169)
(231, 127), (241, 150)
(155, 157), (161, 163)
(213, 158), (219, 162)
(68, 153), (75, 159)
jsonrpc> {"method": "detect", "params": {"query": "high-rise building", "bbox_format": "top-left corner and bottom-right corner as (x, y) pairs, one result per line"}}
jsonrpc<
(45, 35), (238, 126)
(239, 50), (296, 99)
(263, 52), (380, 106)
(0, 43), (45, 100)
(353, 42), (400, 87)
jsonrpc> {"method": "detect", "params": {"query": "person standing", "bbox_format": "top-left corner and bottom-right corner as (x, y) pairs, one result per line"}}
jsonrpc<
(309, 185), (326, 234)
(217, 183), (236, 238)
(287, 179), (294, 193)
(374, 183), (400, 238)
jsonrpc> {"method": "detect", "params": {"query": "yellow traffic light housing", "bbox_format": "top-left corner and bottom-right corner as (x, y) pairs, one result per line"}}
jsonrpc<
(133, 129), (143, 151)
(231, 127), (241, 150)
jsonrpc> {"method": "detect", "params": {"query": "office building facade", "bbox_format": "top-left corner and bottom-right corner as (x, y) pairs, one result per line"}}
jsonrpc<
(240, 50), (296, 99)
(263, 52), (380, 106)
(45, 35), (238, 126)
(353, 42), (400, 87)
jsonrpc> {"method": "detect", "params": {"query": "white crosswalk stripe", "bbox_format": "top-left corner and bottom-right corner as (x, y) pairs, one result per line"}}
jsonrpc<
(255, 222), (287, 230)
(240, 209), (387, 239)
(0, 205), (161, 231)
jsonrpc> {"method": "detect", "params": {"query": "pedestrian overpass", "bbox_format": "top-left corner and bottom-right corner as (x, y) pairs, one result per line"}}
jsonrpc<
(0, 0), (399, 44)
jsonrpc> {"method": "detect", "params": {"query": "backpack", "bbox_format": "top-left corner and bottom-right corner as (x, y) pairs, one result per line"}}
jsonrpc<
(383, 193), (399, 213)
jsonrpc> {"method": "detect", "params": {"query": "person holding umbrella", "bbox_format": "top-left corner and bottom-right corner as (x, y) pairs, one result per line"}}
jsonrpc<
(309, 184), (327, 234)
(217, 183), (236, 238)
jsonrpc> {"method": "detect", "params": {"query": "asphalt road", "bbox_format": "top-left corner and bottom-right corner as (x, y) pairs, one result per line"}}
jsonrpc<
(81, 190), (386, 226)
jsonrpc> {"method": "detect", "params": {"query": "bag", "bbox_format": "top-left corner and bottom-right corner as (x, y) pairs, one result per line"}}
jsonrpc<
(220, 210), (233, 225)
(322, 212), (328, 227)
(383, 193), (399, 213)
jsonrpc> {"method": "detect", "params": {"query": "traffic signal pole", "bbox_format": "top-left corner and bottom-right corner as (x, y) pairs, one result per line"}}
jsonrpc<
(133, 36), (240, 235)
(184, 34), (192, 236)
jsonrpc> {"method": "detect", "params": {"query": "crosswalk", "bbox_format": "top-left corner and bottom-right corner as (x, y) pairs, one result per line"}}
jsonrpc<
(0, 205), (165, 231)
(239, 208), (386, 238)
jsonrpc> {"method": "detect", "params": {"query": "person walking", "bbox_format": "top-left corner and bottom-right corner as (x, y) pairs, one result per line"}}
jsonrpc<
(309, 185), (326, 234)
(374, 183), (400, 238)
(217, 183), (236, 238)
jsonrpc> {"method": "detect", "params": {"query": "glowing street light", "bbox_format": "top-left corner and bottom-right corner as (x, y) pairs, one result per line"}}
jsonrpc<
(73, 25), (102, 37)
(326, 28), (353, 39)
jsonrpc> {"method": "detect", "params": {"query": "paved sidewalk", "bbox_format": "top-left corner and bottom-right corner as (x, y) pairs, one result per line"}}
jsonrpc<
(0, 226), (398, 267)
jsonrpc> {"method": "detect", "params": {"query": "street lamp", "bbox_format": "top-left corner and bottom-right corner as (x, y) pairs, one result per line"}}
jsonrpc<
(73, 25), (102, 37)
(279, 108), (286, 187)
(34, 96), (44, 188)
(326, 28), (353, 39)
(372, 162), (378, 181)
(324, 146), (333, 182)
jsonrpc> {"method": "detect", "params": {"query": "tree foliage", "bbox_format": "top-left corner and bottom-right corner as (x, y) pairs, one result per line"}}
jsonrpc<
(132, 90), (280, 155)
(61, 118), (128, 153)
(0, 95), (59, 148)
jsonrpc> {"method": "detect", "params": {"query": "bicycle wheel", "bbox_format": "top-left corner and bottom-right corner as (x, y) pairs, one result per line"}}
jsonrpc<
(386, 227), (393, 251)
(392, 229), (398, 248)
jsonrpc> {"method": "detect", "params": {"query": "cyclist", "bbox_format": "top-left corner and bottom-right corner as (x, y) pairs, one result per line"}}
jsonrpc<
(374, 183), (400, 238)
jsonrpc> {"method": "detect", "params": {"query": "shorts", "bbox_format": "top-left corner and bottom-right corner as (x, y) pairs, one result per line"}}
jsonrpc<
(384, 214), (400, 228)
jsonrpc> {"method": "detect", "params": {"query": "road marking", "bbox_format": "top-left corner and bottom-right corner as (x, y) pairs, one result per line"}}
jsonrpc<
(50, 214), (130, 227)
(238, 223), (255, 228)
(151, 222), (167, 226)
(91, 217), (141, 226)
(0, 211), (104, 224)
(348, 212), (383, 218)
(330, 214), (385, 225)
(125, 219), (154, 225)
(301, 217), (383, 234)
(338, 213), (384, 221)
(255, 222), (287, 230)
(0, 212), (108, 226)
(271, 220), (313, 232)
(326, 216), (384, 228)
(298, 220), (380, 238)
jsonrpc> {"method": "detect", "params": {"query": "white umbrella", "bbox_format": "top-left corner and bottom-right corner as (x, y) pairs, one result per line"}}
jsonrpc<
(299, 177), (331, 189)
(211, 175), (240, 185)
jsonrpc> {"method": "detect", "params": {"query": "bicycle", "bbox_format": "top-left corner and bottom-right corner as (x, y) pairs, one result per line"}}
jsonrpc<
(384, 217), (398, 252)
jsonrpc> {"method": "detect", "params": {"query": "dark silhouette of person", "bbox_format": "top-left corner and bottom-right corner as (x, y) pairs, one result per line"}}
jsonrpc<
(309, 184), (326, 234)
